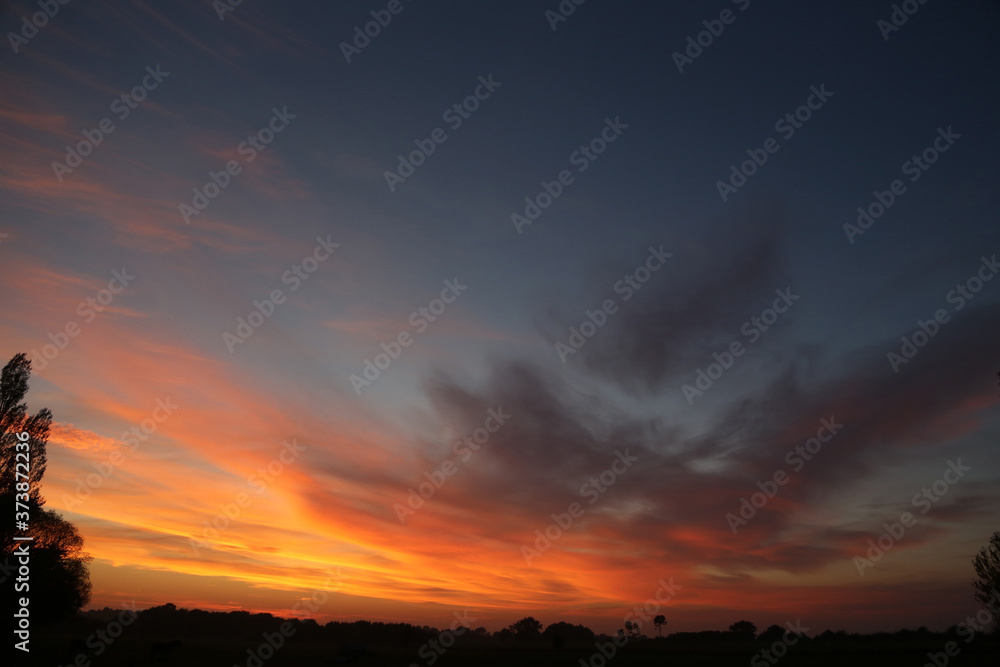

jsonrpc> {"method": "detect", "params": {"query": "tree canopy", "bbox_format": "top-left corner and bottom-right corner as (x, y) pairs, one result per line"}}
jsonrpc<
(1, 352), (91, 624)
(972, 530), (1000, 618)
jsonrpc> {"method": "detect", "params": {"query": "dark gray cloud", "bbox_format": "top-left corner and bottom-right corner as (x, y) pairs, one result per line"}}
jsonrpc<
(411, 297), (1000, 573)
(535, 199), (789, 395)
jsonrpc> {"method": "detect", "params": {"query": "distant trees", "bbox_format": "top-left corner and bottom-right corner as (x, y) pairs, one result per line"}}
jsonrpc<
(623, 620), (642, 639)
(729, 620), (757, 638)
(507, 616), (542, 641)
(972, 530), (1000, 625)
(541, 621), (594, 649)
(1, 352), (92, 623)
(758, 624), (786, 642)
(653, 614), (666, 637)
(542, 621), (594, 649)
(41, 604), (1000, 663)
(496, 619), (597, 647)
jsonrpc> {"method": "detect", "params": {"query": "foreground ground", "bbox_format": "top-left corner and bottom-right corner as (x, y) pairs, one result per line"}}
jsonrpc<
(26, 631), (1000, 667)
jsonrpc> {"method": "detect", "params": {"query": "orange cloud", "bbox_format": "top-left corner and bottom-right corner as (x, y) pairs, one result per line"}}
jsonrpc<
(49, 423), (121, 452)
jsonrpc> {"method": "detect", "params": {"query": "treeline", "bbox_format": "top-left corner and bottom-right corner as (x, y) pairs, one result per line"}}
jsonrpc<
(65, 604), (997, 649)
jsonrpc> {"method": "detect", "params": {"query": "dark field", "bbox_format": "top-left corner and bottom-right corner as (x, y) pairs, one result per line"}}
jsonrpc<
(30, 624), (1000, 667)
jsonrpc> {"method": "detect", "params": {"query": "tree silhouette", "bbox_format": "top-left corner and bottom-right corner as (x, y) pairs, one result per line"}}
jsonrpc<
(541, 621), (594, 649)
(972, 530), (1000, 624)
(1, 353), (91, 624)
(759, 624), (786, 642)
(0, 353), (51, 503)
(507, 616), (542, 641)
(653, 614), (666, 637)
(729, 620), (757, 637)
(22, 507), (92, 622)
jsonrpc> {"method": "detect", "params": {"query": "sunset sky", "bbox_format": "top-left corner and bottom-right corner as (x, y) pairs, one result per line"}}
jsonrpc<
(3, 0), (1000, 636)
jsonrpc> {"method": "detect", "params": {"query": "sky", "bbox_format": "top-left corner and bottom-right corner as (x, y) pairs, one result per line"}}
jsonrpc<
(2, 0), (1000, 637)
